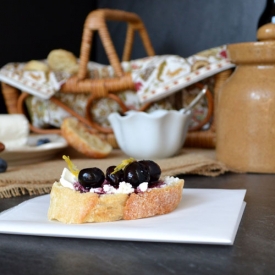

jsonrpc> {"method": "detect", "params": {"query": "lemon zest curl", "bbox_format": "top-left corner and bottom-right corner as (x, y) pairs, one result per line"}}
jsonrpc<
(112, 157), (136, 174)
(62, 155), (79, 177)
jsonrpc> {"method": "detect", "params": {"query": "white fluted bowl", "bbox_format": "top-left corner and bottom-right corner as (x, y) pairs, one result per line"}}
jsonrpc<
(108, 109), (192, 159)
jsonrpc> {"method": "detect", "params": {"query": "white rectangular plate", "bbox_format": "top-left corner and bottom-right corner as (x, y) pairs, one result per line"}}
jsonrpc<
(0, 189), (246, 245)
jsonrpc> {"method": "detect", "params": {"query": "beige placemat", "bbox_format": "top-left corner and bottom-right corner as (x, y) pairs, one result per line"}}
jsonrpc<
(0, 148), (231, 198)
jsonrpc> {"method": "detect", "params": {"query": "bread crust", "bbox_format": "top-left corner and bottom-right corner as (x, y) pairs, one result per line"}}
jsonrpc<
(123, 180), (184, 220)
(48, 179), (184, 224)
(61, 117), (112, 158)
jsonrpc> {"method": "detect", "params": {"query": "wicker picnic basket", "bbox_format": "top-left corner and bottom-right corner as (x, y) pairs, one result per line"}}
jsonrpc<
(1, 9), (232, 149)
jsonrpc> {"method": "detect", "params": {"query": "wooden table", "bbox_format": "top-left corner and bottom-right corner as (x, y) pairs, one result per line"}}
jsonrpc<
(0, 172), (275, 275)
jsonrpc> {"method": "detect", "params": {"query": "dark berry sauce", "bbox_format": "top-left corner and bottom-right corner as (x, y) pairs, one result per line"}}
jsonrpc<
(73, 180), (165, 194)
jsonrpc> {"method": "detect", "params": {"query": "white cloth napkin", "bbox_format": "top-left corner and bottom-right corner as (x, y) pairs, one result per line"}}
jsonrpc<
(0, 114), (29, 150)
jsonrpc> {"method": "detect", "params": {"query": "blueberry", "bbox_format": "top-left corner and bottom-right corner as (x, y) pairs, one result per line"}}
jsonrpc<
(36, 138), (51, 146)
(106, 165), (124, 187)
(78, 167), (105, 189)
(0, 158), (7, 173)
(124, 161), (150, 188)
(139, 160), (161, 183)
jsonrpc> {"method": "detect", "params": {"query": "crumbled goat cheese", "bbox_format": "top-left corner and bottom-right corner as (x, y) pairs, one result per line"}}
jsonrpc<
(163, 176), (179, 186)
(60, 168), (76, 190)
(103, 181), (134, 194)
(138, 182), (148, 192)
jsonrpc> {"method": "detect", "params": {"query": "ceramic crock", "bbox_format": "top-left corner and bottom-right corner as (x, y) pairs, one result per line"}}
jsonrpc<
(216, 24), (275, 173)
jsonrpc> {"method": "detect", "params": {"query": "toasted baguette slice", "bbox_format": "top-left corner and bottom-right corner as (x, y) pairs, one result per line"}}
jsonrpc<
(48, 179), (184, 224)
(61, 117), (112, 158)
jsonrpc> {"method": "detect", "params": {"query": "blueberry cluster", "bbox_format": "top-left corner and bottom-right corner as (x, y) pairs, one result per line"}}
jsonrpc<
(78, 160), (161, 190)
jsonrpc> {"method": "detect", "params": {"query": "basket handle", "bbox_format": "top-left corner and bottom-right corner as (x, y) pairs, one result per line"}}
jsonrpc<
(77, 9), (155, 80)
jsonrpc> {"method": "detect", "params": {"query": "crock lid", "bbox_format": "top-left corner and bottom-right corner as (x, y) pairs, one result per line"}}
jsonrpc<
(228, 23), (275, 64)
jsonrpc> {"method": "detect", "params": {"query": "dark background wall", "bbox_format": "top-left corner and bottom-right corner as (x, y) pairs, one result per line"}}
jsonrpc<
(0, 0), (266, 113)
(94, 0), (265, 63)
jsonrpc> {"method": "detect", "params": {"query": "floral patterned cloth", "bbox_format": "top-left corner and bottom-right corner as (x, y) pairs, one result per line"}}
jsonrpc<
(0, 45), (235, 129)
(133, 45), (234, 103)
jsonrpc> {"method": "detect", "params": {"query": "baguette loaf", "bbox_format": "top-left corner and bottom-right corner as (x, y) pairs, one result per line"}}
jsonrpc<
(48, 178), (184, 224)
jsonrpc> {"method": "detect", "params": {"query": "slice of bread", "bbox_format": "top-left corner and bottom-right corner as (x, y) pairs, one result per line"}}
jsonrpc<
(48, 179), (184, 224)
(61, 117), (112, 158)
